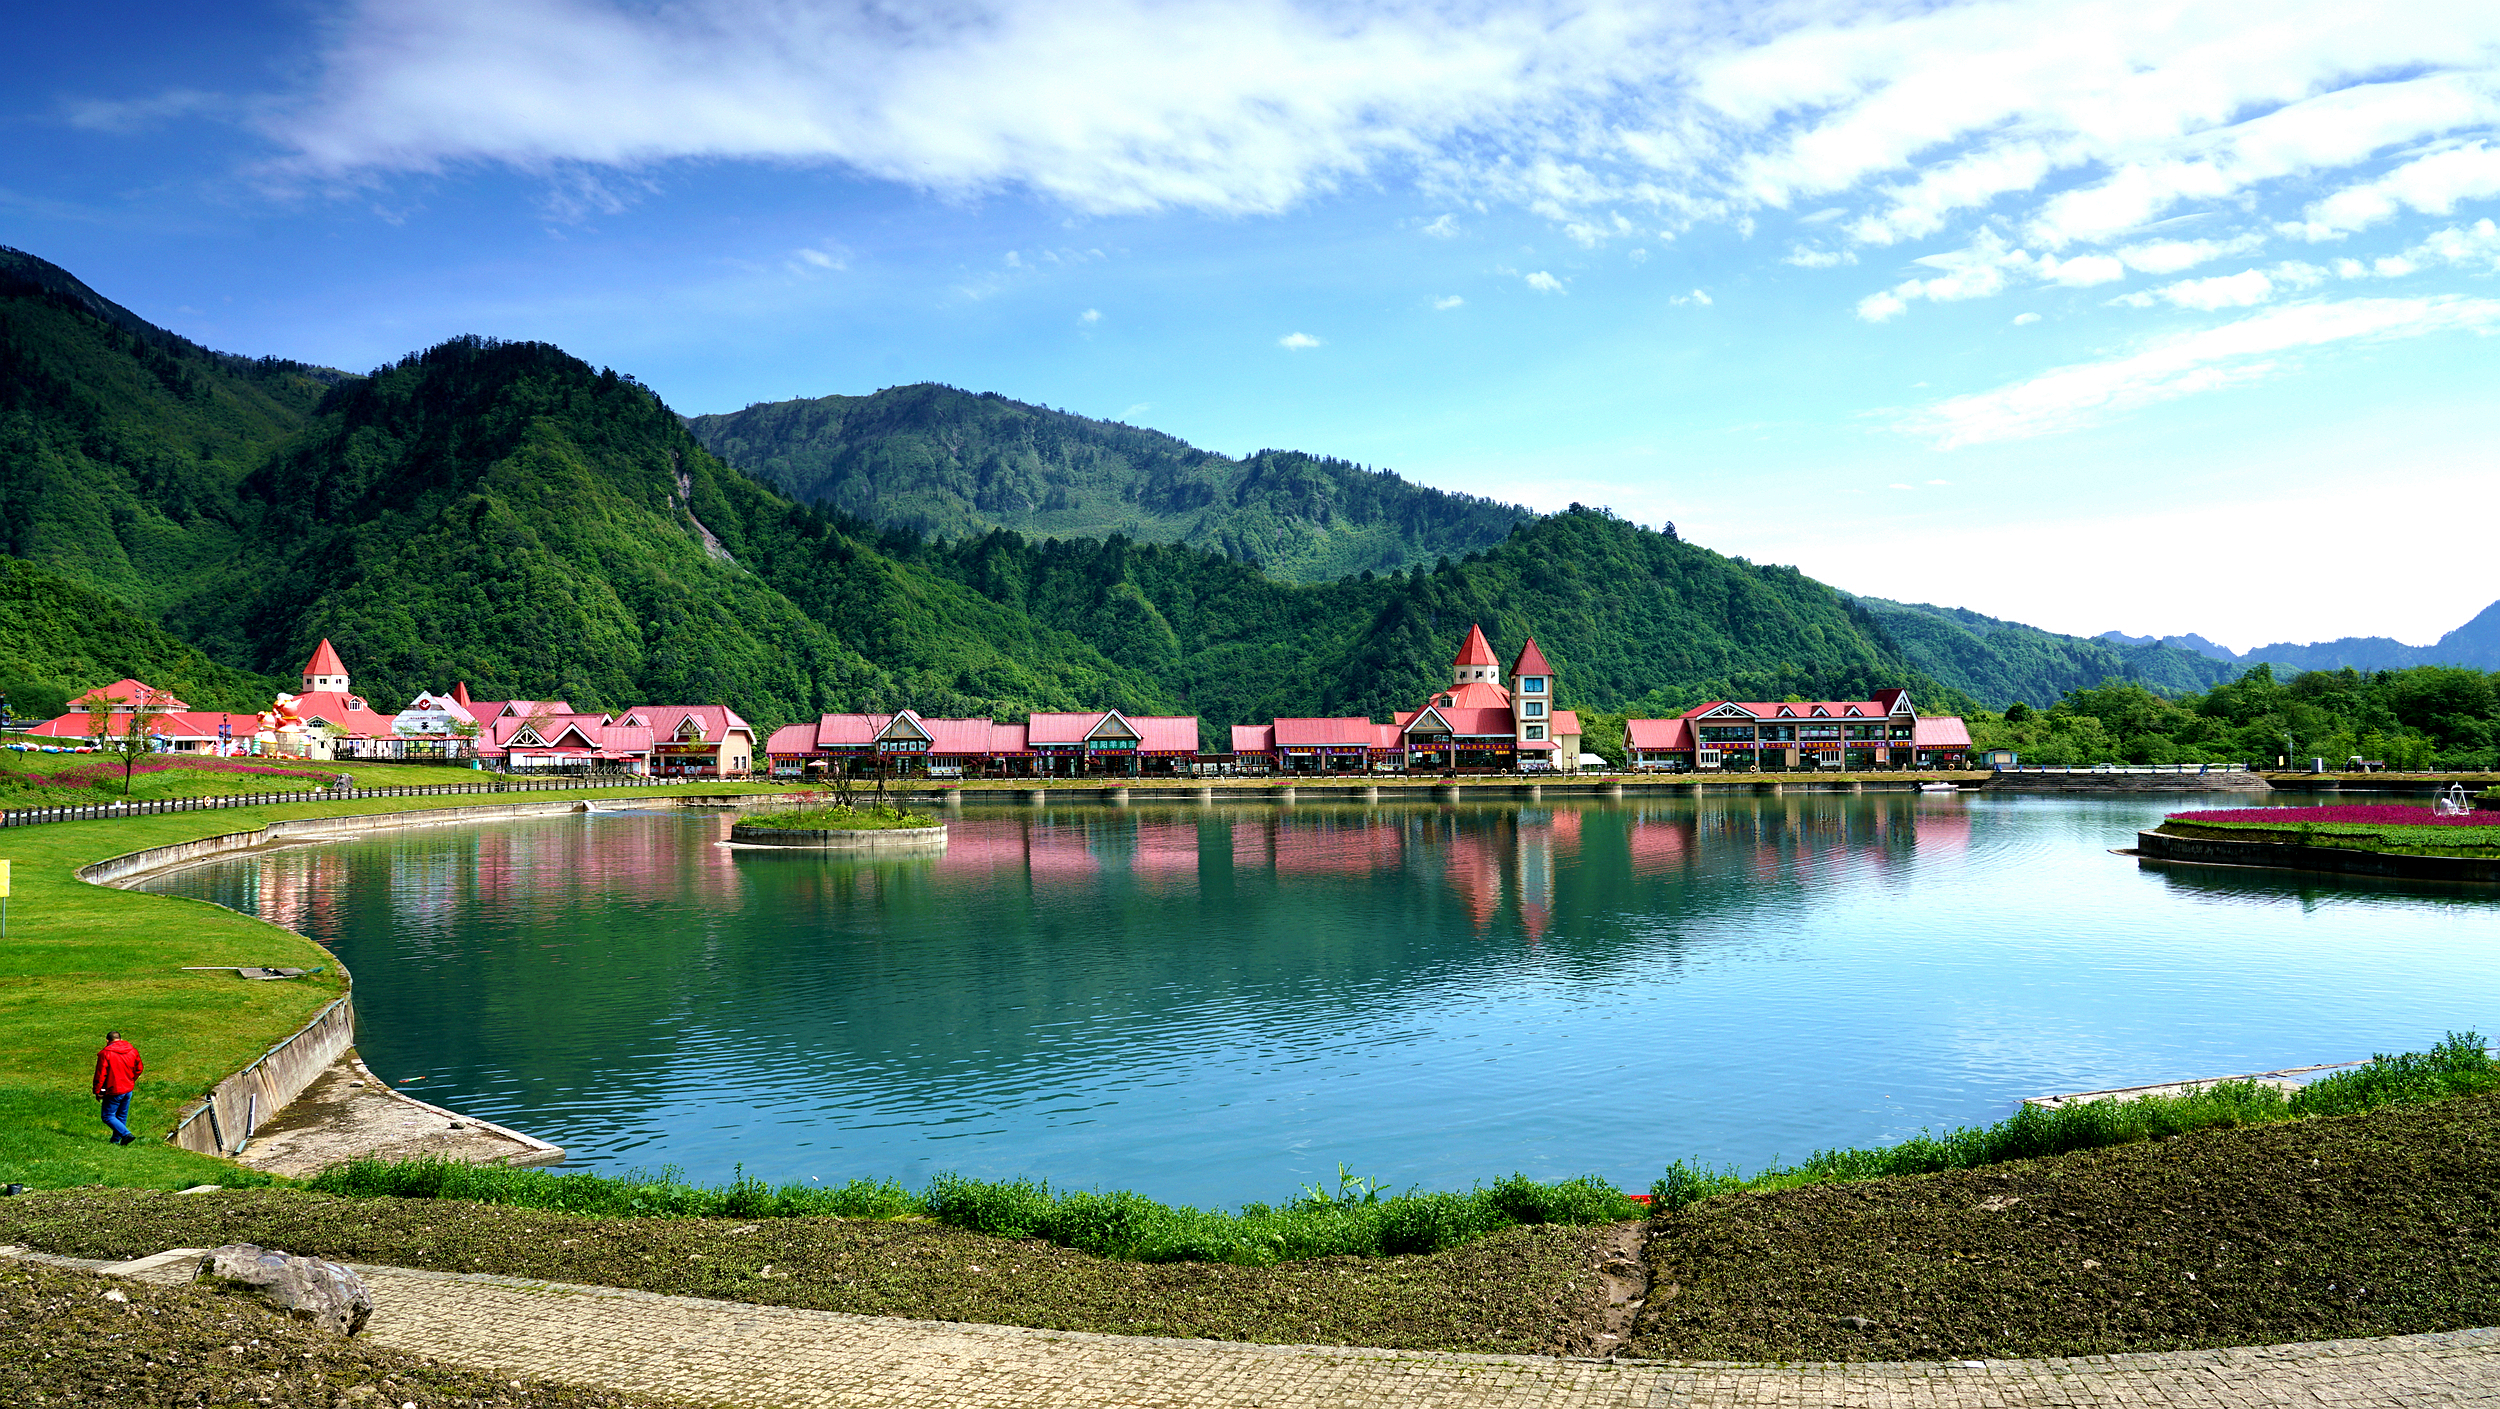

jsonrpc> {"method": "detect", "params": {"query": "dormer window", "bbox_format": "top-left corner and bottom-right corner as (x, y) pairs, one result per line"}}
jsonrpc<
(1436, 694), (1453, 707)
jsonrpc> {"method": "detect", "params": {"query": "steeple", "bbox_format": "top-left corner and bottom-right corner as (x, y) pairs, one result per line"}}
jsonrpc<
(300, 638), (350, 695)
(1452, 624), (1500, 686)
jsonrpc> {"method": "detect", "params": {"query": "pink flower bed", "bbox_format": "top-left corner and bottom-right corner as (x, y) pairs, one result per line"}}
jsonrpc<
(2170, 804), (2500, 828)
(12, 757), (337, 790)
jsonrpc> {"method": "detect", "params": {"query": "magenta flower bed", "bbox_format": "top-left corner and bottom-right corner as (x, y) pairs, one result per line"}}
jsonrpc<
(12, 757), (336, 790)
(2169, 805), (2500, 828)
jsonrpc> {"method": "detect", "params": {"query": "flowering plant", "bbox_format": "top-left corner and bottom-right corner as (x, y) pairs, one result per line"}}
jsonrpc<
(2169, 804), (2499, 828)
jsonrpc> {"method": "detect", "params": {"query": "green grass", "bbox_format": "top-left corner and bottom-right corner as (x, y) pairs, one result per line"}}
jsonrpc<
(1650, 1033), (2498, 1209)
(303, 1158), (1643, 1266)
(739, 802), (937, 830)
(0, 750), (539, 808)
(0, 780), (781, 1191)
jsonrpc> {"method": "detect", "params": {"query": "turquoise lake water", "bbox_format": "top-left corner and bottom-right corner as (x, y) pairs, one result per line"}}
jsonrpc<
(142, 793), (2496, 1207)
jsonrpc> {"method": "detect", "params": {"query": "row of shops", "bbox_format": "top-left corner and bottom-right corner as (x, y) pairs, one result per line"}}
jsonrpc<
(1625, 691), (1972, 770)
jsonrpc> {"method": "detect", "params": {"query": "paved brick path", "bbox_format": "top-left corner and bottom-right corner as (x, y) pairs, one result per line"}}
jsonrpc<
(15, 1247), (2498, 1406)
(350, 1265), (2500, 1408)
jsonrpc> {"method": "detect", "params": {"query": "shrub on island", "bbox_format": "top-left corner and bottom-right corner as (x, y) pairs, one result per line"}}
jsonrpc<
(2157, 803), (2500, 858)
(738, 803), (938, 831)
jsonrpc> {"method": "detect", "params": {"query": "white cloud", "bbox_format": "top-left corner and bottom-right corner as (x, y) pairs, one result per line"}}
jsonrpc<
(2413, 217), (2500, 269)
(1081, 307), (1102, 322)
(1432, 294), (1465, 309)
(2287, 141), (2500, 239)
(1899, 295), (2500, 447)
(789, 243), (847, 272)
(249, 0), (2500, 283)
(1278, 331), (1323, 349)
(1785, 245), (1856, 269)
(1628, 247), (1648, 264)
(2012, 311), (2040, 324)
(1524, 270), (1566, 294)
(2111, 268), (2276, 310)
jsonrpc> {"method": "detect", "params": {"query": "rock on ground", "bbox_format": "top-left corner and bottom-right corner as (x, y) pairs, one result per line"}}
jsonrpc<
(202, 1244), (373, 1335)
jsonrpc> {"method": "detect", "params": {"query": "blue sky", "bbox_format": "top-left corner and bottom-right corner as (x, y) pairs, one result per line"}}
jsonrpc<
(8, 0), (2498, 651)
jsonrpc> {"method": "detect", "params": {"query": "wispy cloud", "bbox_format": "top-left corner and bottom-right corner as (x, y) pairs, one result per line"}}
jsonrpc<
(1278, 331), (1323, 349)
(1081, 307), (1102, 322)
(1898, 296), (2500, 447)
(1524, 270), (1566, 294)
(1431, 295), (1464, 310)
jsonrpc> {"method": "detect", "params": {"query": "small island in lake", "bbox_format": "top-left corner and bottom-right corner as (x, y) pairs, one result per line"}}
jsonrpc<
(730, 802), (948, 849)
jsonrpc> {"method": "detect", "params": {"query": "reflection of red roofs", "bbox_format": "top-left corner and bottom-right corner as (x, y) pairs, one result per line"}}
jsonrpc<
(1628, 819), (1693, 872)
(1130, 822), (1200, 883)
(1023, 823), (1101, 877)
(1445, 834), (1502, 928)
(1272, 818), (1403, 876)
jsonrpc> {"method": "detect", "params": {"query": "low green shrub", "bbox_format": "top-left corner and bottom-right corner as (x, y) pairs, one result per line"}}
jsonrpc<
(1653, 1032), (2497, 1210)
(305, 1157), (1643, 1266)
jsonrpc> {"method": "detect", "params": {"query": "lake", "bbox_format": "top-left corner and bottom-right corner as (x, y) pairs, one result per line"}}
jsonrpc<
(141, 792), (2497, 1208)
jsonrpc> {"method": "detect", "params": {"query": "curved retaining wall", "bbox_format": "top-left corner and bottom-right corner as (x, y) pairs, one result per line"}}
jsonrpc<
(729, 822), (948, 848)
(2136, 829), (2499, 884)
(79, 793), (724, 1156)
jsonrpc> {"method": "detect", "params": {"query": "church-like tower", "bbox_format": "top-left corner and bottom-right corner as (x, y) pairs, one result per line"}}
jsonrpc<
(1511, 637), (1554, 752)
(300, 638), (351, 695)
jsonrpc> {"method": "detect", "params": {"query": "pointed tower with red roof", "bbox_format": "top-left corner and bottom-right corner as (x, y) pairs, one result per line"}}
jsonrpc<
(1509, 636), (1571, 763)
(1452, 623), (1500, 687)
(301, 638), (350, 694)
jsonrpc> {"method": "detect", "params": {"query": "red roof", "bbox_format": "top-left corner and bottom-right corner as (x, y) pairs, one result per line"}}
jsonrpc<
(1026, 711), (1116, 746)
(1680, 698), (1909, 720)
(300, 638), (348, 679)
(1130, 716), (1201, 752)
(1913, 716), (1972, 747)
(1549, 710), (1581, 736)
(765, 722), (819, 756)
(1510, 637), (1553, 676)
(1410, 706), (1515, 737)
(922, 718), (1030, 755)
(1273, 717), (1375, 748)
(1231, 724), (1274, 753)
(66, 679), (190, 713)
(1372, 723), (1404, 749)
(289, 690), (385, 737)
(621, 705), (754, 744)
(1453, 624), (1498, 668)
(451, 682), (473, 705)
(1625, 718), (1693, 750)
(1429, 681), (1511, 709)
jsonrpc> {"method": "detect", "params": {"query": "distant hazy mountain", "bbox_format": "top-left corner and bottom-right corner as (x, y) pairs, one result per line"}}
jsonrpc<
(1863, 598), (2242, 708)
(2098, 599), (2500, 673)
(685, 384), (1531, 584)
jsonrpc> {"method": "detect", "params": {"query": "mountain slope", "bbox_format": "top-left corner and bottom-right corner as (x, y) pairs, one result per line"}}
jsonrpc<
(0, 247), (343, 613)
(685, 384), (1531, 583)
(0, 555), (281, 719)
(1864, 599), (2241, 708)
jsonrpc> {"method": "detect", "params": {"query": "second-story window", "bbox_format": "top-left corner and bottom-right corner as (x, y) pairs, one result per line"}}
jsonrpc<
(1523, 700), (1545, 717)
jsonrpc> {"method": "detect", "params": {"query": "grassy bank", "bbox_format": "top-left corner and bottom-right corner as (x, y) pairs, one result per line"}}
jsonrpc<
(0, 782), (778, 1190)
(1650, 1034), (2498, 1208)
(0, 752), (517, 807)
(1631, 1088), (2500, 1362)
(2158, 818), (2500, 859)
(0, 1261), (702, 1409)
(304, 1159), (1642, 1265)
(0, 1189), (1619, 1353)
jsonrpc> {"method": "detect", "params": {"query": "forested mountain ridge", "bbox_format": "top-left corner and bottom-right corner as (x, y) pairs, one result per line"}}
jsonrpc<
(684, 384), (1531, 584)
(1861, 598), (2241, 708)
(0, 555), (282, 720)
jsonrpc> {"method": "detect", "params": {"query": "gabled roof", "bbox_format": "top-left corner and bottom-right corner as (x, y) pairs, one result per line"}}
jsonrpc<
(451, 682), (473, 705)
(622, 705), (753, 743)
(290, 690), (385, 737)
(1128, 716), (1200, 752)
(1625, 718), (1692, 750)
(1402, 706), (1454, 735)
(921, 718), (1030, 754)
(1682, 698), (1917, 722)
(1453, 623), (1498, 668)
(1231, 723), (1275, 753)
(1510, 637), (1553, 676)
(301, 638), (347, 679)
(1427, 681), (1511, 710)
(765, 722), (819, 755)
(1431, 706), (1517, 737)
(1549, 710), (1581, 736)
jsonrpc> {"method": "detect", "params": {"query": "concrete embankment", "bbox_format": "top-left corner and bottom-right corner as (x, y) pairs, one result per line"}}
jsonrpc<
(2136, 828), (2499, 884)
(1985, 771), (2272, 794)
(79, 792), (753, 1163)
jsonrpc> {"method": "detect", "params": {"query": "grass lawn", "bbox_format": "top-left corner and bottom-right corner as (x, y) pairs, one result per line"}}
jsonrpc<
(0, 751), (539, 808)
(2158, 819), (2500, 859)
(0, 782), (780, 1191)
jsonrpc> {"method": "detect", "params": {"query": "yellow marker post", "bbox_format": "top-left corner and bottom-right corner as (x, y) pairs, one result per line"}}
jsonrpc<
(0, 858), (10, 938)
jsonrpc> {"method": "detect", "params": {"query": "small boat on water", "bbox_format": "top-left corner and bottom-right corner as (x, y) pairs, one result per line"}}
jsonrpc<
(1918, 782), (1959, 793)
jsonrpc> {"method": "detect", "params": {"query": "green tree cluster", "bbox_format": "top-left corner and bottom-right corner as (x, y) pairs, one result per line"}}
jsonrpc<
(1968, 665), (2500, 768)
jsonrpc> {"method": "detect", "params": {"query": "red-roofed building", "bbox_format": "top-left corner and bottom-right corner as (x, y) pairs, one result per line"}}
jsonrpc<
(477, 712), (657, 771)
(617, 705), (757, 777)
(765, 710), (1037, 779)
(1231, 625), (1586, 774)
(1025, 710), (1202, 776)
(1624, 689), (1969, 771)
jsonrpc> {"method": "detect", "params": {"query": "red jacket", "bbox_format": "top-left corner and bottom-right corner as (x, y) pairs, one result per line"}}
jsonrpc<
(94, 1040), (143, 1097)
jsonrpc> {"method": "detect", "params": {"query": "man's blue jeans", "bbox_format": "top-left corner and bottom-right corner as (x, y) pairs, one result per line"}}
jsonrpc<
(99, 1091), (132, 1142)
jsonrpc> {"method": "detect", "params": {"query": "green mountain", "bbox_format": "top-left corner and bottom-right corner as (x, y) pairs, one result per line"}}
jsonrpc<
(0, 555), (281, 721)
(3, 244), (2274, 746)
(685, 385), (1531, 584)
(1859, 598), (2241, 709)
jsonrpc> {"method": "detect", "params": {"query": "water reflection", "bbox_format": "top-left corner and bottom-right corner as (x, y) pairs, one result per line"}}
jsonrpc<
(142, 795), (2496, 1208)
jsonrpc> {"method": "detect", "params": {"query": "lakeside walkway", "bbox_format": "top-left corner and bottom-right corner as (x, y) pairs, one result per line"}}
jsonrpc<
(17, 1247), (2498, 1408)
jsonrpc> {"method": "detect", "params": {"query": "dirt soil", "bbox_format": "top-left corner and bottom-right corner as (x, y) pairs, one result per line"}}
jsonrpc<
(0, 1259), (715, 1408)
(1631, 1091), (2500, 1363)
(0, 1189), (1624, 1355)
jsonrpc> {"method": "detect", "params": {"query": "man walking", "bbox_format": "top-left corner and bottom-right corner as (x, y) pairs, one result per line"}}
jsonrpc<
(93, 1031), (142, 1146)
